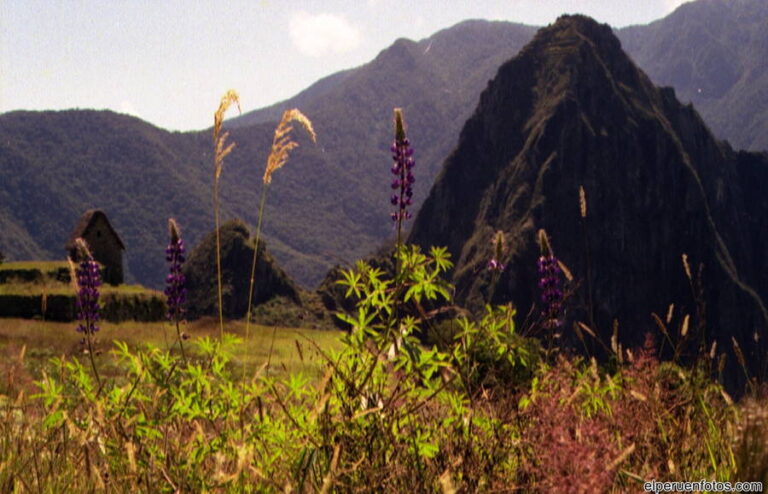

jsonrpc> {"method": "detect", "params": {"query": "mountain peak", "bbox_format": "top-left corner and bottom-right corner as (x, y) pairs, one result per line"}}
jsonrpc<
(525, 14), (623, 60)
(409, 14), (768, 386)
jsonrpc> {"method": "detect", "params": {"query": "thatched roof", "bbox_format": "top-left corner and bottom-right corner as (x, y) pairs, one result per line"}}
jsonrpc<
(65, 209), (125, 251)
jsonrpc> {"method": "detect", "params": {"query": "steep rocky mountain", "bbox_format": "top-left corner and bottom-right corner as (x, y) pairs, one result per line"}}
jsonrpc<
(408, 15), (768, 384)
(619, 0), (768, 151)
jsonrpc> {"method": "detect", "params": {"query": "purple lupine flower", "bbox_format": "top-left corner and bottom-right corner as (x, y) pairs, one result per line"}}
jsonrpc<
(537, 229), (563, 329)
(164, 218), (186, 322)
(73, 238), (101, 338)
(390, 108), (415, 224)
(488, 230), (506, 272)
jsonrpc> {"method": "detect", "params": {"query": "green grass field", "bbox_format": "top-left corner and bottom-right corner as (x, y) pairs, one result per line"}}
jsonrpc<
(0, 282), (155, 296)
(0, 260), (69, 271)
(0, 317), (344, 389)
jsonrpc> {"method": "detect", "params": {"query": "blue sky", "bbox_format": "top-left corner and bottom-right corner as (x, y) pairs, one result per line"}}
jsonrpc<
(1, 0), (690, 131)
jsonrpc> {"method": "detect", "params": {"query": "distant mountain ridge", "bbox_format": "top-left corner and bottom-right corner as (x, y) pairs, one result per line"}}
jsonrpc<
(0, 20), (538, 288)
(1, 0), (766, 292)
(620, 0), (768, 151)
(0, 110), (213, 285)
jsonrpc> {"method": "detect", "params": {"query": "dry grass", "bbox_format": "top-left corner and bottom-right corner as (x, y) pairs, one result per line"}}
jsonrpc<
(212, 89), (242, 339)
(245, 108), (317, 360)
(264, 109), (316, 184)
(213, 89), (240, 182)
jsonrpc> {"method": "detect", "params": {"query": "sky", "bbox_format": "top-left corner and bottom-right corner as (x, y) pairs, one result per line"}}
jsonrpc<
(1, 0), (692, 132)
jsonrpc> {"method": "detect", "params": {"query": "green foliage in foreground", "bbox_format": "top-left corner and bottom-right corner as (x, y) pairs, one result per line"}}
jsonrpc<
(0, 246), (766, 492)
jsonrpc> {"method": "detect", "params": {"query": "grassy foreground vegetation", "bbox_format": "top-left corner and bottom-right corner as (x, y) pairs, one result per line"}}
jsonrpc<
(1, 246), (766, 492)
(0, 97), (765, 493)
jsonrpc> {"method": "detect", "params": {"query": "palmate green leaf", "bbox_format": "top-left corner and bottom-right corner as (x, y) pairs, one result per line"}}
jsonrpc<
(43, 409), (66, 430)
(170, 388), (195, 418)
(403, 284), (421, 303)
(337, 264), (363, 299)
(412, 430), (439, 459)
(286, 373), (310, 399)
(211, 355), (226, 376)
(417, 346), (450, 380)
(361, 279), (394, 314)
(218, 381), (242, 407)
(195, 336), (216, 356)
(136, 424), (163, 441)
(404, 275), (452, 304)
(429, 246), (453, 273)
(148, 347), (174, 373)
(346, 306), (375, 332)
(34, 374), (64, 412)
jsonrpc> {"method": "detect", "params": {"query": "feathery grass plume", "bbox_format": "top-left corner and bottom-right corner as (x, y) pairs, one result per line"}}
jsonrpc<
(263, 109), (316, 185)
(245, 108), (316, 370)
(537, 229), (563, 331)
(680, 314), (690, 337)
(732, 336), (750, 382)
(390, 108), (415, 250)
(578, 184), (596, 331)
(682, 253), (692, 281)
(71, 238), (102, 389)
(579, 185), (587, 219)
(212, 89), (241, 340)
(165, 218), (187, 362)
(666, 303), (675, 324)
(557, 259), (574, 282)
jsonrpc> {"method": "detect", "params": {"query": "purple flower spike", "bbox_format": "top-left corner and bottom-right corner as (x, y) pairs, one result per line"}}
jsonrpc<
(487, 259), (505, 272)
(164, 219), (187, 322)
(72, 238), (101, 338)
(390, 108), (415, 225)
(537, 229), (563, 329)
(488, 230), (506, 272)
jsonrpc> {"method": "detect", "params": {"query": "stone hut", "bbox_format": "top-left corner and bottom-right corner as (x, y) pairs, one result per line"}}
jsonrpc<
(66, 209), (125, 285)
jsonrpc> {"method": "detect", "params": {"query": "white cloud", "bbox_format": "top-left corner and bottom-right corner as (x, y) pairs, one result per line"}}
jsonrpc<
(119, 100), (139, 118)
(663, 0), (691, 13)
(289, 11), (361, 57)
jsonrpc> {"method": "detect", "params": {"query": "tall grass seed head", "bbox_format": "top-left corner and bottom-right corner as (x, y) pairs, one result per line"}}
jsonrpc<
(213, 89), (241, 181)
(579, 185), (587, 218)
(264, 108), (316, 185)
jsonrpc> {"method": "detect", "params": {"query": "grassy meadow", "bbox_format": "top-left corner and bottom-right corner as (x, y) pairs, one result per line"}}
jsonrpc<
(0, 261), (70, 272)
(0, 283), (152, 296)
(0, 318), (343, 388)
